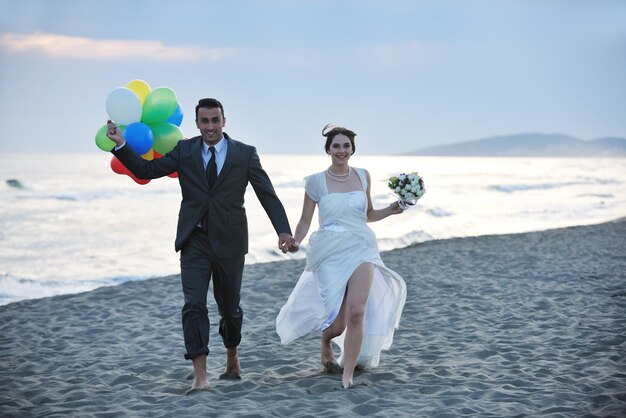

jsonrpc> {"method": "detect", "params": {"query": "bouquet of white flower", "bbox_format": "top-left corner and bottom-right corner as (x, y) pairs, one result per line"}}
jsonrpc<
(388, 172), (426, 209)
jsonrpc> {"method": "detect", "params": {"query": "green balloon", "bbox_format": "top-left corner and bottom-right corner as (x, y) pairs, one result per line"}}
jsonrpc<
(95, 124), (126, 151)
(141, 87), (177, 125)
(95, 124), (116, 151)
(151, 122), (183, 155)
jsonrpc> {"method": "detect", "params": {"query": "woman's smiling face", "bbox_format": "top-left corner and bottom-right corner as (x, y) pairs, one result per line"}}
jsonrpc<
(328, 134), (353, 165)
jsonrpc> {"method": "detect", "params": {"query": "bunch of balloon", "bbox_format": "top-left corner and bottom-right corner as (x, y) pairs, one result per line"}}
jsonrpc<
(95, 79), (184, 184)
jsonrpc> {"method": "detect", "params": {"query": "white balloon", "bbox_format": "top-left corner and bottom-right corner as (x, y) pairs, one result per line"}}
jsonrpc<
(105, 87), (142, 125)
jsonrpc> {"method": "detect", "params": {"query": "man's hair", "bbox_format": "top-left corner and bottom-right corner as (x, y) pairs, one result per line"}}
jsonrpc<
(195, 98), (224, 119)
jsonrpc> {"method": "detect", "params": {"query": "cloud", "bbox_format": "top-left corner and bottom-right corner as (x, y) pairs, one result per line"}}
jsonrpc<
(0, 32), (236, 61)
(0, 32), (438, 71)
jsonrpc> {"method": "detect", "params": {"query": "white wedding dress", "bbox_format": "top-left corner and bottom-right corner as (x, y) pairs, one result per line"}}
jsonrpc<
(276, 168), (407, 368)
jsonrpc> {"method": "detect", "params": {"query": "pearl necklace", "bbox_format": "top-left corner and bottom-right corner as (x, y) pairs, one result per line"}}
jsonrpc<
(327, 167), (351, 182)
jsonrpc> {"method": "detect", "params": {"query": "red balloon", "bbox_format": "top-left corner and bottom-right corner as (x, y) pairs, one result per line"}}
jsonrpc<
(110, 156), (150, 185)
(153, 151), (178, 178)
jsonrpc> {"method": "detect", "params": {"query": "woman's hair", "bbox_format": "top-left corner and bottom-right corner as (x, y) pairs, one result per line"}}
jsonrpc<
(322, 124), (357, 155)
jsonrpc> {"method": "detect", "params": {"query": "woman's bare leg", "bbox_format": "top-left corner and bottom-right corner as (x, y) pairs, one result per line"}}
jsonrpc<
(341, 263), (374, 388)
(321, 300), (347, 372)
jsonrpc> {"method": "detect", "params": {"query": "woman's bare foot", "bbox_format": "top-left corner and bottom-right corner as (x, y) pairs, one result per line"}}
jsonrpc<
(324, 361), (343, 374)
(321, 338), (343, 373)
(342, 376), (354, 389)
(321, 337), (336, 366)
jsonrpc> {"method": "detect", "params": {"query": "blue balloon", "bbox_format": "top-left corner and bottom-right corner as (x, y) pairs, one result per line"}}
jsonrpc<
(124, 122), (154, 155)
(165, 102), (183, 126)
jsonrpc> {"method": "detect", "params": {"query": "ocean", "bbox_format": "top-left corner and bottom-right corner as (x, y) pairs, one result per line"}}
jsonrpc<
(1, 153), (625, 306)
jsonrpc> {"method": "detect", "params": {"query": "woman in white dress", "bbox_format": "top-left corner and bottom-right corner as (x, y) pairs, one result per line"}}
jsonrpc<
(276, 125), (407, 388)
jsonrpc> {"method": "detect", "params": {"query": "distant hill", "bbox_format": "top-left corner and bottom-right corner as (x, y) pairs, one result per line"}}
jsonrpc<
(411, 133), (626, 157)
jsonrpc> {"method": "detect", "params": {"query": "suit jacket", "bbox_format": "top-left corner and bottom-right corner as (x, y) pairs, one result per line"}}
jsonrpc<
(112, 133), (291, 257)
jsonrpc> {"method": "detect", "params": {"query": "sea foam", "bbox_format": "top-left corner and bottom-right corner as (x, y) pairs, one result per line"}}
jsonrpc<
(1, 153), (625, 305)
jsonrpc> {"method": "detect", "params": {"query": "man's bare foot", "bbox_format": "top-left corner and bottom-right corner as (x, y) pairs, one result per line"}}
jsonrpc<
(191, 377), (211, 390)
(186, 354), (211, 394)
(185, 378), (211, 396)
(342, 376), (354, 389)
(219, 347), (241, 380)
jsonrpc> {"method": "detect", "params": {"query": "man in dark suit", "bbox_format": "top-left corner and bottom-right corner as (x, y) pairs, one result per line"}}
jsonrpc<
(106, 98), (295, 392)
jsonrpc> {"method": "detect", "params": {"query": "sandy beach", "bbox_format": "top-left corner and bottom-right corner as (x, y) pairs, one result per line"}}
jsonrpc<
(1, 219), (625, 417)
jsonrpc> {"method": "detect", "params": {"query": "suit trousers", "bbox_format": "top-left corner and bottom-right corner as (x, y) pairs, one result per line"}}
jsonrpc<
(179, 228), (245, 360)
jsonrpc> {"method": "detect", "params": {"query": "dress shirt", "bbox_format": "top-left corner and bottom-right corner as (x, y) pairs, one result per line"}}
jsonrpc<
(202, 136), (227, 175)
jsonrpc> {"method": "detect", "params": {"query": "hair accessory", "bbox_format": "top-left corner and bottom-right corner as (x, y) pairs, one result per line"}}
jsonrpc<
(322, 124), (336, 137)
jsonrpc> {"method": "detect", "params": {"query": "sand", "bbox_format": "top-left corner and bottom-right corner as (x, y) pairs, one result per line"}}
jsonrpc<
(1, 219), (625, 417)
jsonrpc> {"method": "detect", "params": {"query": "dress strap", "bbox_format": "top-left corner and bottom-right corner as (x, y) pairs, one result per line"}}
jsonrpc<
(354, 167), (368, 191)
(318, 170), (329, 197)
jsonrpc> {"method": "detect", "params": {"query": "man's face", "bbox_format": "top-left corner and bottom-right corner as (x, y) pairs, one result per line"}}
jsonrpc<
(196, 107), (225, 146)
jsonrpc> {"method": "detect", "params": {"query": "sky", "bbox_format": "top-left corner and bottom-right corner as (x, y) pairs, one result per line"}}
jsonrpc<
(0, 0), (624, 155)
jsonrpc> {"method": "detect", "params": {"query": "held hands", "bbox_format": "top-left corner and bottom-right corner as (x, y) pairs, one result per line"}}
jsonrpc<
(278, 233), (299, 254)
(106, 120), (125, 147)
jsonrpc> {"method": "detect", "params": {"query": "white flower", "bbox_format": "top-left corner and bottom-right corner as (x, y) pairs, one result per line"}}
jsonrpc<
(388, 170), (425, 205)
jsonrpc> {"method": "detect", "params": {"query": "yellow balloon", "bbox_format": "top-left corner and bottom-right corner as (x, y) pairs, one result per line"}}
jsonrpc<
(126, 79), (151, 104)
(141, 149), (155, 160)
